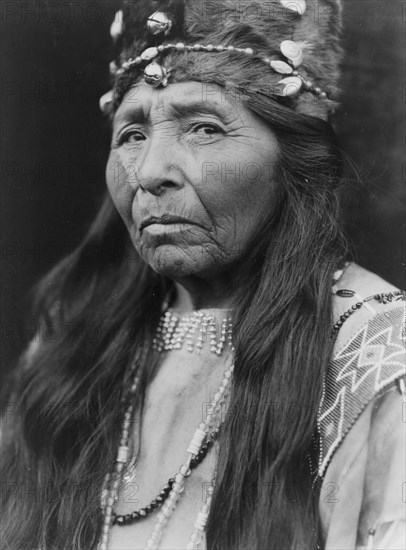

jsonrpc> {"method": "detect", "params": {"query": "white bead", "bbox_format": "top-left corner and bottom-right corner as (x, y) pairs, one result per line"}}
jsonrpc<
(141, 47), (159, 61)
(187, 428), (206, 455)
(280, 40), (303, 67)
(116, 445), (129, 463)
(213, 391), (221, 402)
(179, 464), (192, 476)
(147, 11), (172, 36)
(280, 0), (307, 15)
(110, 10), (123, 40)
(99, 90), (113, 113)
(270, 60), (293, 74)
(194, 511), (208, 529)
(275, 76), (303, 97)
(157, 512), (167, 524)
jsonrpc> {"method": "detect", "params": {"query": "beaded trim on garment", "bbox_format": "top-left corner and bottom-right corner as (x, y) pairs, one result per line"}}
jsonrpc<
(317, 306), (406, 478)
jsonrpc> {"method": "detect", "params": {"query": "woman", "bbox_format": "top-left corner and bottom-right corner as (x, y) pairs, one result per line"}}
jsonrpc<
(1, 1), (405, 549)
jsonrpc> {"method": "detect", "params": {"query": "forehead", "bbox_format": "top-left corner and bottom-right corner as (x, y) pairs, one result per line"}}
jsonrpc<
(113, 81), (243, 124)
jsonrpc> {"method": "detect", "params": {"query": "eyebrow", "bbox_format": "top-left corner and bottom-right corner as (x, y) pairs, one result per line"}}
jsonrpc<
(115, 97), (234, 126)
(169, 100), (234, 122)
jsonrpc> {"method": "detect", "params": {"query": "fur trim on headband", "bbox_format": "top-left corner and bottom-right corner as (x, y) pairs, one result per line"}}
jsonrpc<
(109, 0), (343, 120)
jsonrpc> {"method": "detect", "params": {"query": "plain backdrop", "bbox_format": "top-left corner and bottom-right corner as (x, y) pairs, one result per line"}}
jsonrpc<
(1, 0), (405, 374)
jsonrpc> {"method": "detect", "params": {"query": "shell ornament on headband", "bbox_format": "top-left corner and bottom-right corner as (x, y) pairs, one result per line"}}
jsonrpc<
(99, 0), (343, 120)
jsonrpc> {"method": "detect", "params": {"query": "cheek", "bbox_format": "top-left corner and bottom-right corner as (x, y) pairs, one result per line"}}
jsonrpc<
(198, 157), (278, 243)
(105, 152), (134, 224)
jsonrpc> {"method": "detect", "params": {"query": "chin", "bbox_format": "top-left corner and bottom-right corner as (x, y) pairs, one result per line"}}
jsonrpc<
(140, 245), (224, 279)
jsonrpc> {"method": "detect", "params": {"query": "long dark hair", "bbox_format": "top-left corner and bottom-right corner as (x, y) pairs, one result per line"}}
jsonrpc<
(1, 90), (346, 549)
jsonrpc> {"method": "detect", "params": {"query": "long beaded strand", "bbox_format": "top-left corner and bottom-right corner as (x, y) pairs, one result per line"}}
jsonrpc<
(99, 376), (140, 550)
(144, 362), (234, 550)
(99, 361), (233, 550)
(113, 428), (221, 526)
(186, 483), (215, 550)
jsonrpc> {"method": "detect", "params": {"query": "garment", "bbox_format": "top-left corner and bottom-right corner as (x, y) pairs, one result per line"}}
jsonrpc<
(318, 266), (406, 550)
(5, 265), (405, 550)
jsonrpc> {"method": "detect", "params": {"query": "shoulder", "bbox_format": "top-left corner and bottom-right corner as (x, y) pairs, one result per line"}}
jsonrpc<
(332, 262), (400, 333)
(317, 262), (405, 478)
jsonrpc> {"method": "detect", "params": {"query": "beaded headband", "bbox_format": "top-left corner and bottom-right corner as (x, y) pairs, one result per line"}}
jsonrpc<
(100, 0), (342, 120)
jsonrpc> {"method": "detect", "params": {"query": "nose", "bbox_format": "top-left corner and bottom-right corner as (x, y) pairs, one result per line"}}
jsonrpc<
(132, 135), (185, 196)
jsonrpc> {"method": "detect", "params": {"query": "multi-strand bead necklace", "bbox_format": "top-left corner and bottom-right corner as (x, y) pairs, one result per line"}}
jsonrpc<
(98, 310), (234, 550)
(99, 265), (406, 549)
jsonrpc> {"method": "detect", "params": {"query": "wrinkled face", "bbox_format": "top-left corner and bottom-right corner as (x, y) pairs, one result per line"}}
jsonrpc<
(106, 81), (280, 280)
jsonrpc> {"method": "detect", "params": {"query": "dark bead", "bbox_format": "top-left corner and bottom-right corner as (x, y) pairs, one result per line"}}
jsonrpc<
(163, 484), (172, 493)
(168, 478), (175, 484)
(156, 495), (164, 503)
(344, 312), (351, 318)
(144, 505), (152, 514)
(131, 511), (140, 520)
(198, 449), (206, 457)
(125, 514), (132, 523)
(352, 305), (358, 310)
(336, 289), (355, 298)
(139, 508), (147, 517)
(356, 302), (363, 308)
(116, 515), (125, 525)
(201, 444), (208, 452)
(151, 499), (159, 509)
(337, 320), (342, 326)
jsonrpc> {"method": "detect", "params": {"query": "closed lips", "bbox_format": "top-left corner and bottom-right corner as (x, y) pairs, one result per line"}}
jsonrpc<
(140, 215), (197, 231)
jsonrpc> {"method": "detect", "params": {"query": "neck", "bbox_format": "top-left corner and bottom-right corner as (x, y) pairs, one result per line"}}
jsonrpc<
(171, 275), (236, 313)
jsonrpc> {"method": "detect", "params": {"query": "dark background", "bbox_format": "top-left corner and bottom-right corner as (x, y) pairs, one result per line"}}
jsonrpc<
(1, 0), (405, 373)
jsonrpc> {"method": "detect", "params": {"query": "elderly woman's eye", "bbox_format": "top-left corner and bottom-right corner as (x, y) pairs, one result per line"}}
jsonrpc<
(192, 123), (223, 135)
(119, 129), (146, 144)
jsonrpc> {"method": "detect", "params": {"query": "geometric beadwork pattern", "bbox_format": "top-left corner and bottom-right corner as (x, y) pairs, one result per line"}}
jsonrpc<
(317, 305), (406, 478)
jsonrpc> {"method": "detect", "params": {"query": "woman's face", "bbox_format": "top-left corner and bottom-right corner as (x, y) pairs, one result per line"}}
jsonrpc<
(106, 81), (280, 280)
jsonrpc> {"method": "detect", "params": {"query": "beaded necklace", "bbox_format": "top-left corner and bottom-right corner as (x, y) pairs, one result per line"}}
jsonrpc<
(99, 264), (406, 549)
(98, 310), (234, 550)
